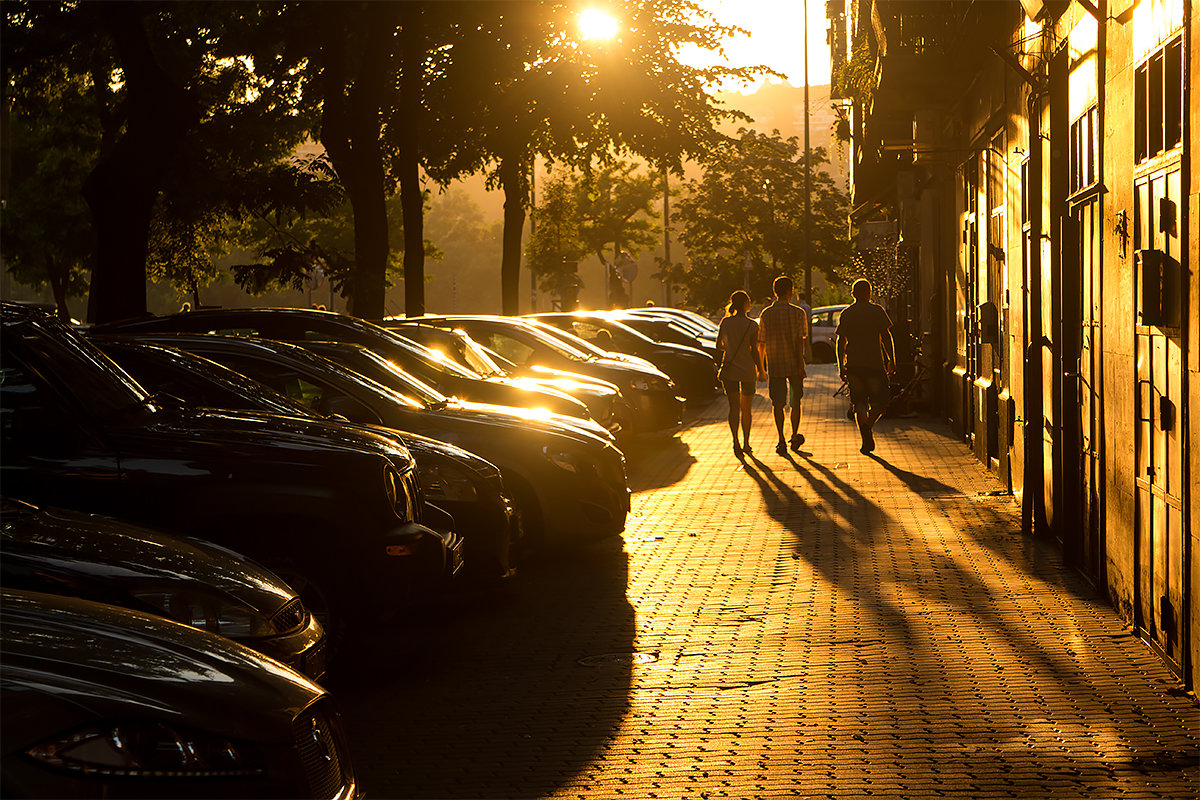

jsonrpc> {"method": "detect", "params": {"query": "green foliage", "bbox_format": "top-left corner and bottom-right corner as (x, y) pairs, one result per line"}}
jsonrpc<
(526, 173), (588, 298)
(832, 32), (876, 109)
(575, 160), (660, 264)
(0, 64), (98, 317)
(674, 129), (851, 312)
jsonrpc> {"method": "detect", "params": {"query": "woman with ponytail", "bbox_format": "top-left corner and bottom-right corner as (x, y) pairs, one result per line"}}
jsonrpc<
(715, 290), (764, 458)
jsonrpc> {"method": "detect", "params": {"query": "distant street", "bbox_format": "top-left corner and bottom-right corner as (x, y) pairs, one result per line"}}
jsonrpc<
(336, 364), (1200, 799)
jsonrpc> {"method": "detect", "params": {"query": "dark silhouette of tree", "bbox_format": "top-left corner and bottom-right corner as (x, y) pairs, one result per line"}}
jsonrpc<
(3, 2), (324, 321)
(428, 1), (761, 315)
(674, 129), (850, 311)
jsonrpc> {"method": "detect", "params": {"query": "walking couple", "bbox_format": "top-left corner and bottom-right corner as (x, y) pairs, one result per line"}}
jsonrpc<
(716, 276), (808, 459)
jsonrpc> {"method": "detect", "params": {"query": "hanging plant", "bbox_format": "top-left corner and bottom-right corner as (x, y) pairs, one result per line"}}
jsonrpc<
(832, 32), (877, 110)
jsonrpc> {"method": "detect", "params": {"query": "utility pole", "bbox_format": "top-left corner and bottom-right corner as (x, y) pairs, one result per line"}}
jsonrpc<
(803, 0), (812, 302)
(529, 162), (537, 313)
(662, 165), (672, 306)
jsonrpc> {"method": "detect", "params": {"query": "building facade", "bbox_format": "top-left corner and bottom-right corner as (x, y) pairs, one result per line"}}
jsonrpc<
(827, 0), (1195, 686)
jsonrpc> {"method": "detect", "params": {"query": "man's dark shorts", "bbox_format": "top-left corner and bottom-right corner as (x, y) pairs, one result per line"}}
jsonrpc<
(722, 378), (756, 397)
(767, 375), (804, 408)
(846, 367), (889, 411)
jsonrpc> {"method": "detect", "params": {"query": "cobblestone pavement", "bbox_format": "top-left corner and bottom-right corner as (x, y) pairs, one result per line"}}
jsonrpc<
(337, 363), (1199, 799)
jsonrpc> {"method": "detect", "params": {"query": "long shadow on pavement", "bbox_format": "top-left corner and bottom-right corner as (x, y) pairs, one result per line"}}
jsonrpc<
(333, 540), (635, 799)
(738, 447), (1196, 790)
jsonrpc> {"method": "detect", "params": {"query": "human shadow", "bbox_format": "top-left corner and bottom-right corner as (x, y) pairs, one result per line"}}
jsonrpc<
(335, 540), (635, 798)
(739, 445), (1182, 787)
(866, 452), (959, 495)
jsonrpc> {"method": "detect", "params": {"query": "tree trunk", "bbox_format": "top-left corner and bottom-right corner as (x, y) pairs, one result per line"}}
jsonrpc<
(399, 3), (424, 318)
(319, 4), (390, 321)
(82, 2), (195, 324)
(498, 153), (528, 316)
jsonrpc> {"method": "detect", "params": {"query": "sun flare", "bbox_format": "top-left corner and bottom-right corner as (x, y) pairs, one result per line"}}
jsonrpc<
(578, 8), (619, 41)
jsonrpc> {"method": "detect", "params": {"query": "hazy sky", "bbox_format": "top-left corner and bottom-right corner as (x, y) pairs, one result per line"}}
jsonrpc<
(681, 0), (834, 92)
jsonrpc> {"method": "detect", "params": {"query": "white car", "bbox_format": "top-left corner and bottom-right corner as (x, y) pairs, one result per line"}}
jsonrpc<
(809, 304), (848, 363)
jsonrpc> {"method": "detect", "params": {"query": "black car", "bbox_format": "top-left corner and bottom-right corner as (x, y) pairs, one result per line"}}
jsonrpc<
(528, 311), (717, 398)
(411, 315), (685, 435)
(94, 307), (592, 420)
(1, 498), (329, 681)
(94, 337), (516, 582)
(0, 589), (360, 799)
(604, 309), (720, 360)
(102, 333), (630, 550)
(1, 303), (456, 644)
(384, 322), (622, 432)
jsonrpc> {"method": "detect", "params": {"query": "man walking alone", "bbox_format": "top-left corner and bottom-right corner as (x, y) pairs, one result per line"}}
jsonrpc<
(758, 275), (808, 456)
(835, 278), (896, 454)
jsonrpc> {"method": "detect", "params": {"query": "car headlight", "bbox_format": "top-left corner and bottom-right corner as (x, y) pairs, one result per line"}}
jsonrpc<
(27, 721), (263, 778)
(383, 463), (417, 521)
(543, 446), (579, 473)
(131, 588), (276, 639)
(420, 456), (480, 502)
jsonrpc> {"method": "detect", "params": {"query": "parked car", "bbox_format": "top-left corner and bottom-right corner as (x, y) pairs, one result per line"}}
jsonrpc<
(98, 333), (630, 551)
(528, 311), (716, 399)
(1, 303), (456, 646)
(626, 306), (721, 338)
(808, 304), (848, 363)
(94, 307), (593, 420)
(0, 589), (360, 799)
(603, 309), (719, 360)
(93, 337), (517, 582)
(411, 315), (684, 435)
(384, 322), (622, 431)
(1, 498), (329, 681)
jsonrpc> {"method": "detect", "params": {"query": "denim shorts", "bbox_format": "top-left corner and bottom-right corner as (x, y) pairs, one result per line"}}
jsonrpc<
(767, 375), (804, 407)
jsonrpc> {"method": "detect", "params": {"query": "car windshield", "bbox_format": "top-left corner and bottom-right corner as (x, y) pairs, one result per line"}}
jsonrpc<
(6, 315), (151, 418)
(518, 319), (604, 359)
(308, 345), (447, 408)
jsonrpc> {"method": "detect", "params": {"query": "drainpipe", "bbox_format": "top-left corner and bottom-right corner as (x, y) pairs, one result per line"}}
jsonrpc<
(1023, 76), (1050, 539)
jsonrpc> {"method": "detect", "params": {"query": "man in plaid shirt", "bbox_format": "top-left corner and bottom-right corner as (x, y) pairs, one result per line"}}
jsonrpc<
(758, 275), (809, 456)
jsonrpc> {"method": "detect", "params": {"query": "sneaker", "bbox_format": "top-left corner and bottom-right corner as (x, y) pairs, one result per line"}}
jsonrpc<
(742, 442), (753, 455)
(860, 431), (875, 454)
(776, 441), (789, 456)
(733, 441), (743, 458)
(790, 433), (804, 452)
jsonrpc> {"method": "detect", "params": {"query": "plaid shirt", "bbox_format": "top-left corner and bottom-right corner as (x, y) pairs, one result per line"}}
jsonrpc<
(758, 300), (808, 377)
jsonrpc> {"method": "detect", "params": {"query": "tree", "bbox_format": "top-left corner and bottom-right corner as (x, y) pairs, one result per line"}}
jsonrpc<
(526, 172), (587, 305)
(3, 2), (321, 322)
(1, 63), (98, 320)
(674, 129), (850, 311)
(576, 160), (659, 267)
(429, 1), (764, 315)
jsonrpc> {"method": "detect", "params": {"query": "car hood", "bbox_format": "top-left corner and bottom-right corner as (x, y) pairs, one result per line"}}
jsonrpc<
(1, 503), (294, 617)
(443, 400), (614, 446)
(0, 590), (322, 752)
(136, 409), (414, 471)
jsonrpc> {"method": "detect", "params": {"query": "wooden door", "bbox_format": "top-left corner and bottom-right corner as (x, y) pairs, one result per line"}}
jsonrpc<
(1133, 166), (1185, 671)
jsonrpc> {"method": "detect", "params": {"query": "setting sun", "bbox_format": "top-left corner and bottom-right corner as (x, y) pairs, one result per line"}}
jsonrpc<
(578, 8), (619, 40)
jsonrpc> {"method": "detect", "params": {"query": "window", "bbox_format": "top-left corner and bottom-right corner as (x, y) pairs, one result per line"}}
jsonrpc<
(482, 332), (535, 366)
(1070, 106), (1099, 193)
(1135, 37), (1183, 163)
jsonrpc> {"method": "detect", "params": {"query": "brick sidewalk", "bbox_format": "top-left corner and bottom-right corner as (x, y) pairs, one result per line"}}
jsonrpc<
(338, 363), (1199, 799)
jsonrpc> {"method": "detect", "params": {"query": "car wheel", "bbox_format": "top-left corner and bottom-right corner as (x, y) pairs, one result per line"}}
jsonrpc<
(812, 342), (835, 363)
